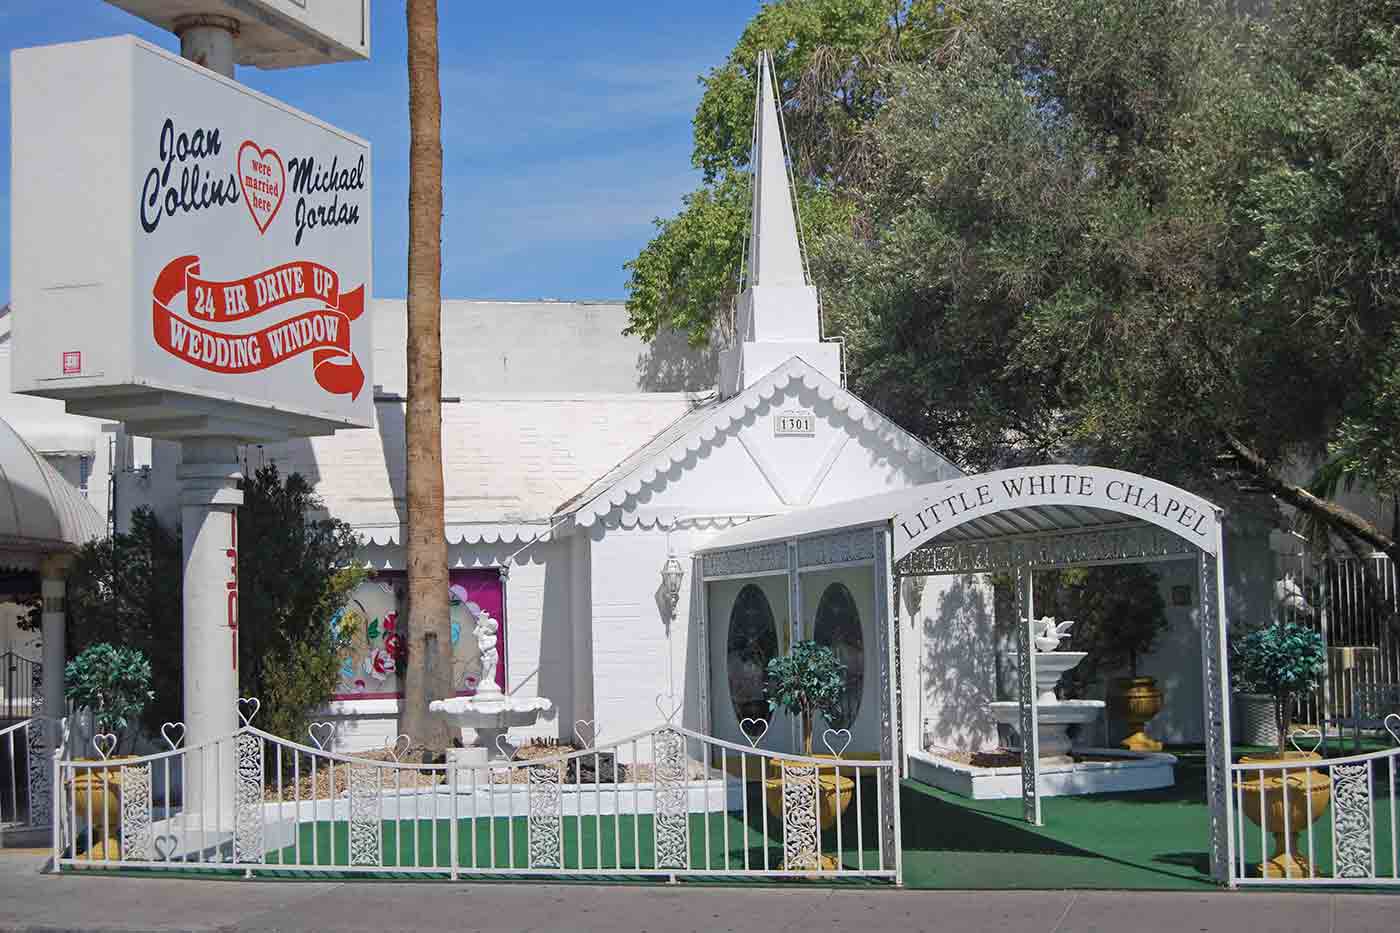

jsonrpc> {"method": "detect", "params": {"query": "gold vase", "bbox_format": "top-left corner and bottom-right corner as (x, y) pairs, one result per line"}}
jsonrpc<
(1110, 676), (1164, 752)
(71, 759), (132, 860)
(1236, 751), (1332, 878)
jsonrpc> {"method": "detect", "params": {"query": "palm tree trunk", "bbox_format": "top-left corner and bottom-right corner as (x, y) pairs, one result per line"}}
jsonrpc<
(400, 0), (451, 759)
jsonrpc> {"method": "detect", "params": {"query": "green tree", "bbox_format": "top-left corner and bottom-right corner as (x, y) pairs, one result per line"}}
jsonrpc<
(64, 643), (154, 753)
(65, 466), (364, 742)
(765, 640), (847, 755)
(235, 463), (366, 744)
(624, 0), (941, 346)
(66, 507), (182, 734)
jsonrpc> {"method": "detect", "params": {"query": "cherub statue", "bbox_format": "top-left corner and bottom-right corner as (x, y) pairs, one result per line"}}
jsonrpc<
(1033, 616), (1076, 652)
(474, 612), (501, 695)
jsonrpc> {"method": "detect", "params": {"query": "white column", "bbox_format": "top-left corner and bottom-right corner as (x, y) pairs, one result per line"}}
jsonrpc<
(173, 15), (239, 79)
(179, 437), (243, 822)
(38, 553), (72, 735)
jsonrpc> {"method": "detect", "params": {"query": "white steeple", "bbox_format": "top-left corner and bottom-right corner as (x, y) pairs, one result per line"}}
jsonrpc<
(719, 52), (841, 398)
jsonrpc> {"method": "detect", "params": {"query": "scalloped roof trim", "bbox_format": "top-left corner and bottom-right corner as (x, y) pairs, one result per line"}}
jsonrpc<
(565, 358), (960, 528)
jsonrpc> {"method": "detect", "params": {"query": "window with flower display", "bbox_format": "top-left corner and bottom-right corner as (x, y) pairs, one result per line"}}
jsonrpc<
(331, 569), (505, 700)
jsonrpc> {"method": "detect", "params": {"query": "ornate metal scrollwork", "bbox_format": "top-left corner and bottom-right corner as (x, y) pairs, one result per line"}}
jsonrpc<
(1332, 762), (1374, 879)
(652, 728), (690, 870)
(347, 765), (381, 867)
(527, 763), (562, 869)
(1197, 552), (1231, 883)
(27, 662), (50, 827)
(897, 525), (1194, 576)
(233, 732), (265, 863)
(701, 543), (787, 578)
(797, 529), (876, 568)
(120, 762), (152, 861)
(780, 762), (820, 871)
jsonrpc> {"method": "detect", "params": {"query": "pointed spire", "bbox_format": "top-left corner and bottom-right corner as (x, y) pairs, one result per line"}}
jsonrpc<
(747, 52), (808, 289)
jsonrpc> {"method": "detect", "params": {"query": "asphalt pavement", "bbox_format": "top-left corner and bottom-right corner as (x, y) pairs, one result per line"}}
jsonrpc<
(0, 851), (1396, 932)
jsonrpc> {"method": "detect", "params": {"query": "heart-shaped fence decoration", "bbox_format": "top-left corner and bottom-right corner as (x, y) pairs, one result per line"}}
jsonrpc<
(654, 694), (682, 724)
(160, 722), (185, 751)
(237, 697), (261, 727)
(1385, 713), (1400, 745)
(573, 720), (598, 748)
(738, 717), (769, 748)
(1289, 727), (1324, 756)
(385, 734), (412, 763)
(822, 728), (853, 759)
(92, 733), (117, 760)
(494, 733), (515, 760)
(153, 834), (179, 861)
(237, 140), (286, 235)
(307, 721), (336, 751)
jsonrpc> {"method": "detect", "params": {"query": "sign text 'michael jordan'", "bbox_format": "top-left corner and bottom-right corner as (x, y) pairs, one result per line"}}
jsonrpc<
(896, 469), (1216, 553)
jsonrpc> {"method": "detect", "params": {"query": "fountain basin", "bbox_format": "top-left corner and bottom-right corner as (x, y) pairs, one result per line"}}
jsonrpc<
(430, 693), (553, 764)
(909, 747), (1177, 799)
(988, 699), (1105, 758)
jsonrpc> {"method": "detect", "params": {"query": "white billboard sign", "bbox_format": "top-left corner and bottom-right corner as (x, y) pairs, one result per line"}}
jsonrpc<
(11, 36), (373, 438)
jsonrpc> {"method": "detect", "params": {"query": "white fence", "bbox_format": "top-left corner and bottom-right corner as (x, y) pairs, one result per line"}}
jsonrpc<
(1, 717), (53, 831)
(50, 704), (900, 883)
(1229, 720), (1400, 886)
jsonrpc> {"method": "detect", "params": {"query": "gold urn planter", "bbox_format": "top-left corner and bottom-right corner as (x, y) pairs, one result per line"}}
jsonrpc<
(70, 758), (133, 860)
(762, 754), (857, 871)
(1235, 750), (1332, 879)
(1110, 676), (1164, 752)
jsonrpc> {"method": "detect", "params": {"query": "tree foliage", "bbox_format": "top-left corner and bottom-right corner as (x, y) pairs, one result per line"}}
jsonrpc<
(64, 643), (153, 750)
(631, 0), (1400, 565)
(1036, 567), (1169, 692)
(65, 465), (364, 741)
(624, 0), (943, 345)
(1231, 620), (1326, 752)
(766, 639), (848, 755)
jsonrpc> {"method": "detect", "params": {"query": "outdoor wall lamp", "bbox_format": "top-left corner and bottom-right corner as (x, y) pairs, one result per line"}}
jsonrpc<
(660, 553), (685, 621)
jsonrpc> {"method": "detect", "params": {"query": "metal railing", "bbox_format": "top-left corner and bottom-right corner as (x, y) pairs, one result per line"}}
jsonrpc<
(1, 717), (55, 830)
(1, 652), (40, 722)
(1229, 718), (1400, 886)
(51, 701), (900, 883)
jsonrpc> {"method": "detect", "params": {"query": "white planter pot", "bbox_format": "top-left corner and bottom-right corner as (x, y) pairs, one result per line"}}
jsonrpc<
(1235, 692), (1279, 747)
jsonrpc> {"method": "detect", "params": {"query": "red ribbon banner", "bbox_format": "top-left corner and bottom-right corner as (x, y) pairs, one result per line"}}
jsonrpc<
(152, 255), (365, 399)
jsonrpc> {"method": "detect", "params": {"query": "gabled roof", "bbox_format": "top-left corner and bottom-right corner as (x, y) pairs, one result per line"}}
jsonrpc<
(557, 357), (961, 527)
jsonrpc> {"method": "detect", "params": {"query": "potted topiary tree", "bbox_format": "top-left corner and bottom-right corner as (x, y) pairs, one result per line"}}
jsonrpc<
(1231, 620), (1329, 878)
(64, 643), (154, 859)
(761, 641), (855, 867)
(1050, 566), (1169, 751)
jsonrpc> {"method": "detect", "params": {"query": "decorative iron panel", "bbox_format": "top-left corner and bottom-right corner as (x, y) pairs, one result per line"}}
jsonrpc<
(652, 729), (689, 870)
(27, 662), (49, 827)
(347, 765), (381, 867)
(897, 525), (1194, 576)
(1016, 567), (1040, 825)
(702, 543), (787, 578)
(527, 763), (563, 869)
(119, 763), (152, 861)
(233, 732), (265, 863)
(875, 527), (898, 868)
(797, 529), (876, 568)
(1332, 762), (1374, 879)
(781, 762), (820, 871)
(1198, 552), (1231, 883)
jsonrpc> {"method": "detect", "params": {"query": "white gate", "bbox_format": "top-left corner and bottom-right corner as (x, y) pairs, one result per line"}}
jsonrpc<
(50, 701), (899, 883)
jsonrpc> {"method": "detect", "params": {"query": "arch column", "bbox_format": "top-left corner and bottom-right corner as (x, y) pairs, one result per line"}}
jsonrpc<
(38, 552), (72, 734)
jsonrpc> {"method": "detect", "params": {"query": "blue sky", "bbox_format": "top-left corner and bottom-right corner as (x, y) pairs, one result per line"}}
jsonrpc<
(1, 1), (757, 302)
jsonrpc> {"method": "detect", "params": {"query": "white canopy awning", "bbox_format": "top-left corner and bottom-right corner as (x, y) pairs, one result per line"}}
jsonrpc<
(0, 416), (105, 555)
(698, 465), (1221, 563)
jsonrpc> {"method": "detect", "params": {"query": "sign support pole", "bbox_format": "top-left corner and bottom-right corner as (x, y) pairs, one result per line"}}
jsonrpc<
(174, 14), (239, 79)
(179, 437), (243, 823)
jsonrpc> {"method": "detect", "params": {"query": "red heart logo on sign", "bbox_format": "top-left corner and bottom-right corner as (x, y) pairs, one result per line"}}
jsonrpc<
(237, 140), (286, 235)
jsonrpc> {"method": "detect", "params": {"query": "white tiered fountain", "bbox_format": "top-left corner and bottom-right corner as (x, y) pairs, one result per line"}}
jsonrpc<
(988, 618), (1102, 761)
(908, 617), (1177, 799)
(429, 611), (552, 765)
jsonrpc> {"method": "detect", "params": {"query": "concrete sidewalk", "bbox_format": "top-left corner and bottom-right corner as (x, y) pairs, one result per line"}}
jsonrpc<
(0, 852), (1395, 932)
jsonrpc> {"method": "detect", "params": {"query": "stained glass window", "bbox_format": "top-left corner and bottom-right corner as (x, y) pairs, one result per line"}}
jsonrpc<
(814, 582), (864, 728)
(727, 584), (778, 723)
